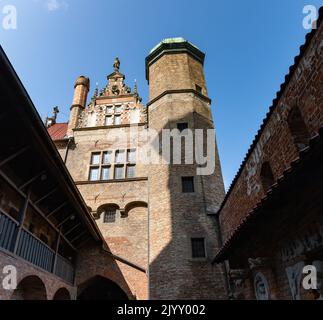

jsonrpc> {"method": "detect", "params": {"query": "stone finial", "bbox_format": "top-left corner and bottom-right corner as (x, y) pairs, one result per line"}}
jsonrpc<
(113, 57), (120, 71)
(134, 79), (138, 95)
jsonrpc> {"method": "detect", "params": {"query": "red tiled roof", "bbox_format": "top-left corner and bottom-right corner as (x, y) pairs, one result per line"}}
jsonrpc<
(47, 123), (68, 140)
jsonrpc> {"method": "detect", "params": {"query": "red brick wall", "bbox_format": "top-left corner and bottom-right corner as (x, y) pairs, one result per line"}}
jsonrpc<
(0, 249), (76, 300)
(219, 23), (323, 243)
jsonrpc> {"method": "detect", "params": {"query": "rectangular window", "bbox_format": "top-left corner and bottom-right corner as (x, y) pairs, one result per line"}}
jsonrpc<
(102, 151), (112, 164)
(104, 210), (116, 223)
(114, 165), (124, 179)
(115, 105), (123, 113)
(106, 106), (114, 114)
(105, 115), (113, 126)
(177, 122), (188, 133)
(91, 153), (101, 165)
(182, 177), (194, 193)
(191, 238), (206, 258)
(126, 165), (136, 178)
(195, 84), (202, 93)
(127, 149), (136, 163)
(115, 150), (125, 163)
(114, 115), (121, 125)
(89, 167), (100, 181)
(101, 166), (110, 181)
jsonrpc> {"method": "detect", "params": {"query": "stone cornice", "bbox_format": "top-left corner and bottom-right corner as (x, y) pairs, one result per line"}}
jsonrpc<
(147, 89), (211, 107)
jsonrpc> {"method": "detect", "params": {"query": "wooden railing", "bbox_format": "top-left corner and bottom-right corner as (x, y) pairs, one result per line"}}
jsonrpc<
(54, 254), (74, 284)
(0, 211), (18, 251)
(16, 228), (55, 273)
(0, 211), (74, 283)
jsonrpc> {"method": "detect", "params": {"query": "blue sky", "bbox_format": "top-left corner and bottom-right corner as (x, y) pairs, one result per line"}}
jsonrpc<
(0, 0), (321, 189)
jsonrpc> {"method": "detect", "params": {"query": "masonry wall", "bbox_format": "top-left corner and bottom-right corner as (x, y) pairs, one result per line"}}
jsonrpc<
(0, 249), (76, 300)
(147, 46), (227, 299)
(219, 22), (323, 244)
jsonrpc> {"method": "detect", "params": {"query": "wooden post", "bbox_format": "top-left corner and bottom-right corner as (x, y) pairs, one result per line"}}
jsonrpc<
(13, 189), (31, 254)
(52, 227), (62, 274)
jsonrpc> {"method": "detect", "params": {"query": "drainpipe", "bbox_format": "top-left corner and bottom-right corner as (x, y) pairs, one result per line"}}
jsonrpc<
(64, 137), (73, 164)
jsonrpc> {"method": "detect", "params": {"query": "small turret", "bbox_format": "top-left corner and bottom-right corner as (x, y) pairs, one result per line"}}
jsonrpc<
(67, 76), (90, 137)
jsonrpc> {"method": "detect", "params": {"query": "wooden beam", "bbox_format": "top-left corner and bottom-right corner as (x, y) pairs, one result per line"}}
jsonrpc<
(0, 169), (76, 251)
(65, 223), (81, 236)
(47, 202), (68, 218)
(0, 146), (30, 167)
(52, 228), (62, 274)
(19, 170), (47, 190)
(34, 187), (58, 205)
(13, 189), (31, 254)
(56, 214), (75, 228)
(70, 231), (87, 243)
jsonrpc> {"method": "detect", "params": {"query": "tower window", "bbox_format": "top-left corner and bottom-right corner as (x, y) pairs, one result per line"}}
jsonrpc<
(127, 149), (136, 163)
(191, 238), (206, 258)
(91, 153), (100, 165)
(101, 166), (111, 181)
(182, 177), (194, 193)
(106, 106), (114, 114)
(89, 167), (100, 181)
(103, 209), (116, 223)
(105, 115), (113, 126)
(115, 150), (125, 163)
(287, 106), (310, 151)
(115, 105), (123, 113)
(89, 150), (136, 181)
(102, 151), (112, 164)
(114, 115), (121, 125)
(126, 165), (136, 178)
(114, 165), (125, 179)
(260, 162), (275, 192)
(177, 122), (188, 134)
(195, 84), (202, 94)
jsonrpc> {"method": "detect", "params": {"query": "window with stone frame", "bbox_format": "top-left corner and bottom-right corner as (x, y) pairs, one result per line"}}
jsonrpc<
(89, 152), (111, 181)
(88, 149), (136, 181)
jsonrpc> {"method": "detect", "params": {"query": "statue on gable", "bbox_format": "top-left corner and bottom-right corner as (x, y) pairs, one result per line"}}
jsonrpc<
(113, 57), (120, 71)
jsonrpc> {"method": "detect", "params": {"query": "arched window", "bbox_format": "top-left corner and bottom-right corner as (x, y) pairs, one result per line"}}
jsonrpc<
(287, 106), (310, 151)
(260, 162), (275, 192)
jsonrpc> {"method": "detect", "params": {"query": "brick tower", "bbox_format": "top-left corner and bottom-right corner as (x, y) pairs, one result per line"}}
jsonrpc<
(146, 38), (227, 299)
(49, 38), (227, 300)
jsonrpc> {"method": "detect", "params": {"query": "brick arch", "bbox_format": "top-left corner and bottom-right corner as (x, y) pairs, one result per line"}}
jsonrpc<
(93, 203), (120, 220)
(77, 275), (130, 300)
(11, 275), (47, 300)
(124, 201), (148, 215)
(287, 105), (310, 151)
(260, 161), (275, 193)
(53, 287), (71, 300)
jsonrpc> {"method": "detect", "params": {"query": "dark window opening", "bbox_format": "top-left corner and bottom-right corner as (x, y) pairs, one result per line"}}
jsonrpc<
(260, 162), (275, 192)
(177, 122), (188, 134)
(195, 84), (202, 94)
(182, 177), (194, 193)
(104, 210), (116, 223)
(287, 106), (310, 151)
(191, 238), (206, 258)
